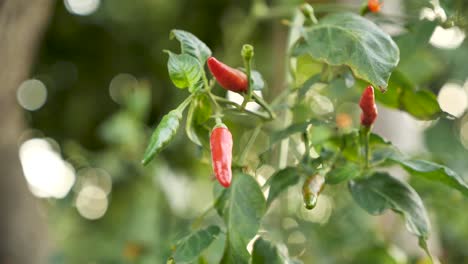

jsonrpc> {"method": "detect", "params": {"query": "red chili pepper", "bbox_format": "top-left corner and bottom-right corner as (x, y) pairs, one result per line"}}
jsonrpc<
(210, 124), (233, 187)
(359, 85), (378, 127)
(207, 57), (248, 93)
(368, 0), (382, 13)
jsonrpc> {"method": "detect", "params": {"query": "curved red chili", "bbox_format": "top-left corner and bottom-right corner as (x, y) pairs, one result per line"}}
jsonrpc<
(359, 85), (378, 127)
(207, 57), (248, 93)
(210, 124), (233, 188)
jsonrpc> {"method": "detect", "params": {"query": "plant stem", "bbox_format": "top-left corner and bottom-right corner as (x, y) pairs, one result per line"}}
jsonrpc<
(176, 94), (195, 113)
(359, 126), (371, 169)
(212, 94), (273, 121)
(191, 205), (213, 229)
(302, 131), (310, 162)
(252, 92), (276, 119)
(206, 91), (224, 125)
(241, 45), (254, 109)
(202, 69), (210, 91)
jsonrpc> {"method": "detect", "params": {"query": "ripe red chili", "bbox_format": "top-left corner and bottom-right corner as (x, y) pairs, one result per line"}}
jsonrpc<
(359, 85), (378, 127)
(207, 57), (248, 93)
(368, 0), (382, 13)
(210, 124), (233, 188)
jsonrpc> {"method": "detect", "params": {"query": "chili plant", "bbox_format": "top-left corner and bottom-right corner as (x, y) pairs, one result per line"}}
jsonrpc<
(141, 3), (466, 263)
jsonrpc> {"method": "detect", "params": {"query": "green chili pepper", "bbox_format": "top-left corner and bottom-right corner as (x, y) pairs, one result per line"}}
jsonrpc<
(302, 174), (325, 210)
(142, 110), (182, 165)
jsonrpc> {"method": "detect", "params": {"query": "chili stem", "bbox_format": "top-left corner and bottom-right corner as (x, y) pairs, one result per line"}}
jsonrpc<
(359, 126), (371, 169)
(252, 92), (276, 119)
(176, 94), (195, 113)
(241, 45), (254, 109)
(213, 94), (273, 121)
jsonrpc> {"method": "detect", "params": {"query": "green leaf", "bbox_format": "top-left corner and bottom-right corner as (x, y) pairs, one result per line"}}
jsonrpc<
(326, 161), (360, 185)
(166, 51), (202, 89)
(375, 72), (444, 120)
(401, 89), (442, 120)
(251, 237), (300, 264)
(266, 167), (301, 206)
(213, 184), (228, 218)
(170, 29), (212, 63)
(185, 94), (212, 147)
(370, 145), (400, 166)
(186, 101), (202, 146)
(392, 159), (468, 197)
(292, 12), (399, 90)
(142, 110), (182, 165)
(294, 55), (322, 87)
(217, 173), (266, 264)
(172, 226), (221, 264)
(349, 172), (430, 240)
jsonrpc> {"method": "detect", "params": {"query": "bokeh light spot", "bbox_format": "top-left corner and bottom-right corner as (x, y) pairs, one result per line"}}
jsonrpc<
(76, 185), (108, 220)
(75, 168), (112, 195)
(227, 90), (261, 111)
(430, 26), (465, 49)
(64, 0), (100, 16)
(19, 138), (75, 198)
(109, 73), (138, 104)
(17, 79), (47, 111)
(437, 83), (467, 118)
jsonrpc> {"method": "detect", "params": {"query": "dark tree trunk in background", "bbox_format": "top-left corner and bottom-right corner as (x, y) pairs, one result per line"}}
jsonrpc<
(0, 0), (53, 263)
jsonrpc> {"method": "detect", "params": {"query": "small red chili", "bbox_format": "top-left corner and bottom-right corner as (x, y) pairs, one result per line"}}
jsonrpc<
(359, 85), (378, 127)
(210, 124), (233, 188)
(207, 57), (248, 93)
(368, 0), (382, 13)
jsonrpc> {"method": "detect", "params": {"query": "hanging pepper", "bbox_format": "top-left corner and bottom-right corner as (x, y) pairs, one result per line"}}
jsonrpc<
(302, 174), (325, 210)
(207, 57), (248, 93)
(142, 110), (182, 165)
(210, 124), (233, 187)
(368, 0), (382, 13)
(359, 85), (378, 127)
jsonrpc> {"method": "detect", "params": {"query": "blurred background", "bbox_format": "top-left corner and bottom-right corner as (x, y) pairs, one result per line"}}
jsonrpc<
(1, 0), (468, 263)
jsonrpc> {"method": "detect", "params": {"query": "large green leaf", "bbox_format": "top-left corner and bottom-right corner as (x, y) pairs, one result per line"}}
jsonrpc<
(349, 172), (430, 240)
(170, 29), (212, 63)
(400, 89), (442, 120)
(172, 225), (221, 264)
(375, 72), (445, 120)
(216, 173), (266, 264)
(392, 159), (468, 197)
(292, 12), (399, 90)
(165, 51), (202, 89)
(266, 167), (301, 206)
(251, 237), (301, 264)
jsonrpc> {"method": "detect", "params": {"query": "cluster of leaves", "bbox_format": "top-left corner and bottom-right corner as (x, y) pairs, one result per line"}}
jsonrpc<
(140, 4), (468, 264)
